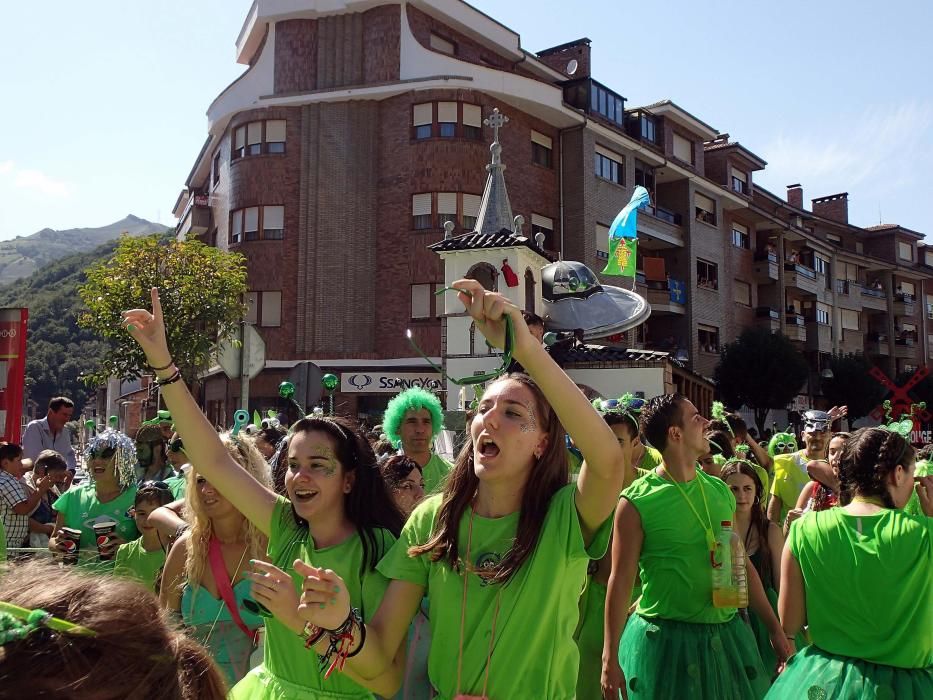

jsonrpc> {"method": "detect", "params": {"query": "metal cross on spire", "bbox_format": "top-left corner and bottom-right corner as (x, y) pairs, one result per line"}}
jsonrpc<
(484, 108), (509, 166)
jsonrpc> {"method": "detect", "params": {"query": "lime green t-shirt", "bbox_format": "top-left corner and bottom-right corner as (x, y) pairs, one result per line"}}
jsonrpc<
(903, 460), (931, 518)
(623, 468), (737, 623)
(52, 484), (140, 568)
(165, 474), (186, 500)
(638, 446), (663, 470)
(378, 484), (611, 700)
(770, 450), (811, 522)
(0, 519), (6, 560)
(230, 495), (395, 699)
(113, 537), (165, 592)
(423, 454), (452, 495)
(789, 508), (932, 668)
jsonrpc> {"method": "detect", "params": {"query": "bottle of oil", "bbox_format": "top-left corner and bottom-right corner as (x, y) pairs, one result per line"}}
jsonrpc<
(711, 520), (748, 608)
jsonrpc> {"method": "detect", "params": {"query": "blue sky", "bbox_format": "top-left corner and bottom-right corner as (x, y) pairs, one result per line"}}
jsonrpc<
(0, 0), (929, 240)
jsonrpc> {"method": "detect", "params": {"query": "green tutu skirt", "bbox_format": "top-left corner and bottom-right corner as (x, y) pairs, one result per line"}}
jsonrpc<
(619, 614), (769, 699)
(230, 665), (375, 699)
(765, 645), (933, 699)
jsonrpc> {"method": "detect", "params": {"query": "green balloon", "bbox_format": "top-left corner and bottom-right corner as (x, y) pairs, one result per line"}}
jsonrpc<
(279, 381), (296, 399)
(322, 373), (339, 392)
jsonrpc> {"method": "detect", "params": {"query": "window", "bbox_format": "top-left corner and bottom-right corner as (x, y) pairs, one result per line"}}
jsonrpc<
(211, 151), (220, 188)
(898, 241), (914, 261)
(411, 284), (432, 319)
(594, 145), (624, 185)
(634, 159), (655, 192)
(926, 250), (933, 267)
(412, 193), (432, 230)
(437, 192), (457, 228)
(731, 167), (748, 195)
(731, 222), (750, 249)
(640, 115), (656, 143)
(927, 294), (933, 320)
(531, 130), (553, 168)
(841, 309), (860, 331)
(525, 269), (536, 313)
(898, 281), (916, 298)
(243, 207), (259, 241)
(697, 259), (718, 290)
(694, 192), (717, 226)
(430, 33), (455, 55)
(673, 132), (694, 164)
(245, 291), (281, 326)
(532, 214), (554, 250)
(463, 193), (481, 231)
(466, 263), (497, 292)
(827, 233), (842, 246)
(734, 280), (751, 306)
(437, 102), (457, 138)
(816, 303), (830, 325)
(412, 103), (433, 139)
(266, 120), (286, 153)
(232, 120), (287, 159)
(590, 82), (624, 126)
(595, 223), (610, 259)
(463, 104), (482, 140)
(814, 254), (830, 276)
(698, 325), (720, 354)
(231, 210), (243, 244)
(263, 205), (284, 240)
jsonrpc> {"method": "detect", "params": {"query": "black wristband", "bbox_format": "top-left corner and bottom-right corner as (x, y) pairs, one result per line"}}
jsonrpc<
(148, 359), (174, 371)
(156, 370), (182, 387)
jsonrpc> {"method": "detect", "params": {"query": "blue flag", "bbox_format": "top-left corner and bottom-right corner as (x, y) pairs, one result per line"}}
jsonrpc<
(601, 186), (651, 276)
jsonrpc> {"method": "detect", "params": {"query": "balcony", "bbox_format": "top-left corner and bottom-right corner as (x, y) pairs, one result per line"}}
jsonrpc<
(866, 333), (890, 356)
(840, 328), (864, 354)
(646, 285), (686, 315)
(641, 206), (685, 247)
(177, 193), (211, 238)
(784, 313), (806, 342)
(893, 294), (915, 317)
(805, 321), (832, 352)
(860, 286), (887, 311)
(753, 252), (779, 284)
(754, 306), (780, 332)
(783, 263), (819, 296)
(834, 279), (862, 310)
(894, 338), (919, 360)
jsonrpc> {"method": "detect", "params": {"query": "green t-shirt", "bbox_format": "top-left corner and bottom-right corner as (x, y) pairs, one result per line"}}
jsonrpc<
(623, 468), (737, 623)
(113, 537), (165, 592)
(903, 460), (931, 518)
(378, 484), (611, 700)
(638, 446), (663, 470)
(423, 454), (452, 495)
(230, 495), (394, 699)
(165, 474), (186, 500)
(52, 484), (140, 568)
(770, 450), (811, 521)
(0, 519), (6, 560)
(789, 508), (932, 668)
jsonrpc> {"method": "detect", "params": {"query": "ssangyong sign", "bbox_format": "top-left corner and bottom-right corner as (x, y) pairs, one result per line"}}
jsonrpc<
(341, 372), (443, 393)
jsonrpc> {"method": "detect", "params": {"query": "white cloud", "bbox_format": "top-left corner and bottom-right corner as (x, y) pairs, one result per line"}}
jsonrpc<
(0, 160), (74, 198)
(757, 102), (933, 226)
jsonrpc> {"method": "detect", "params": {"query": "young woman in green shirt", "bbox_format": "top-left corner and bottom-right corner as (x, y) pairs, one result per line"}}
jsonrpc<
(121, 288), (405, 700)
(767, 427), (933, 699)
(293, 280), (629, 699)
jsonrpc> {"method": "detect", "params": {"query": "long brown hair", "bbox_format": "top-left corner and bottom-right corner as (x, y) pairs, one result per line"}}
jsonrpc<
(0, 560), (227, 699)
(408, 374), (568, 584)
(838, 427), (914, 508)
(721, 460), (774, 587)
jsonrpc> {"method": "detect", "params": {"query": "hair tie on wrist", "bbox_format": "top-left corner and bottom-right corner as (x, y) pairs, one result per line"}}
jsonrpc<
(149, 359), (174, 371)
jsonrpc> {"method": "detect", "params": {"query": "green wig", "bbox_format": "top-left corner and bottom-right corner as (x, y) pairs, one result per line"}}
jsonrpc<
(383, 387), (445, 447)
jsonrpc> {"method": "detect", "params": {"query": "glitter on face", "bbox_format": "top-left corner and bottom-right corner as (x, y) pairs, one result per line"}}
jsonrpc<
(520, 401), (538, 433)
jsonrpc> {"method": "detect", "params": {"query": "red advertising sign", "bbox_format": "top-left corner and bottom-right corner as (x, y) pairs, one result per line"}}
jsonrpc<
(0, 308), (28, 443)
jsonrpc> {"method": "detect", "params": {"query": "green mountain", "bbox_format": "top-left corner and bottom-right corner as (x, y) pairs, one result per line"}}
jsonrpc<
(0, 225), (172, 417)
(0, 214), (165, 285)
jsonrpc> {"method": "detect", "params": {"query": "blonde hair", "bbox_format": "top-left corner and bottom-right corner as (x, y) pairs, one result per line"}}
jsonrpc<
(183, 434), (271, 602)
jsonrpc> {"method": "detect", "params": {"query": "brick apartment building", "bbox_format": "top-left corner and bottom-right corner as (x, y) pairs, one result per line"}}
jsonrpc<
(172, 0), (930, 424)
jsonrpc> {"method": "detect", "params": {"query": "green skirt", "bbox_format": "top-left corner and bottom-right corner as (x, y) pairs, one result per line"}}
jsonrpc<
(230, 665), (375, 699)
(619, 614), (769, 699)
(765, 645), (933, 700)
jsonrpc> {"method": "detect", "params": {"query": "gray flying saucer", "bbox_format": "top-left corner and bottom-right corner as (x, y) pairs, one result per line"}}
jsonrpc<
(541, 260), (651, 341)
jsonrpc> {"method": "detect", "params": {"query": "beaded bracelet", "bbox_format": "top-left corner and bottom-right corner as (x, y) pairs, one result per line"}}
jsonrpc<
(156, 369), (182, 387)
(318, 608), (364, 678)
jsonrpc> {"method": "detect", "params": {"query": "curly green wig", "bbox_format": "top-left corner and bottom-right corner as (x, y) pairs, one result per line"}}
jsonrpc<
(383, 387), (445, 447)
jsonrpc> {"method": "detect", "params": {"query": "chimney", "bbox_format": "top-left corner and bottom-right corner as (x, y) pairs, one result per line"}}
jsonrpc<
(787, 184), (803, 209)
(536, 38), (591, 79)
(812, 193), (849, 224)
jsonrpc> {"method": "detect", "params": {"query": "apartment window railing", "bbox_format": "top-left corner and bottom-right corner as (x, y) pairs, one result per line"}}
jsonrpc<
(784, 263), (817, 280)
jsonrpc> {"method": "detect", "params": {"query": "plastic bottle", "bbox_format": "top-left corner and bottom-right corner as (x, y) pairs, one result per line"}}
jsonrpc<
(711, 520), (749, 608)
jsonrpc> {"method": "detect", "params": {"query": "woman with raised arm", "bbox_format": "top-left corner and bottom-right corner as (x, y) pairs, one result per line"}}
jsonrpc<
(293, 280), (628, 698)
(122, 288), (405, 700)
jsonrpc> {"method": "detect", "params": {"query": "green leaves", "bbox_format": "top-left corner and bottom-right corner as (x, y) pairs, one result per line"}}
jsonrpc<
(77, 234), (247, 386)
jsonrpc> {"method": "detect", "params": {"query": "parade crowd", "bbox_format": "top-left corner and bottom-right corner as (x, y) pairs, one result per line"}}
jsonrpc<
(0, 282), (930, 700)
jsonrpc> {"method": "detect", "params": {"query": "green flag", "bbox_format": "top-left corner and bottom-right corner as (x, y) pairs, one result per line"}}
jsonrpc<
(604, 237), (638, 277)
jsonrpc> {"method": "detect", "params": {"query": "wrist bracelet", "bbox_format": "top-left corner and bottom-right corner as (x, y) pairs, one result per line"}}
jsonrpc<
(300, 621), (325, 649)
(148, 359), (174, 371)
(156, 369), (182, 387)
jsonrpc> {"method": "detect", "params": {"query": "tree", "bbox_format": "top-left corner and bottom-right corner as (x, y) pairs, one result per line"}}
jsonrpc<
(821, 353), (887, 421)
(78, 235), (247, 385)
(714, 327), (809, 434)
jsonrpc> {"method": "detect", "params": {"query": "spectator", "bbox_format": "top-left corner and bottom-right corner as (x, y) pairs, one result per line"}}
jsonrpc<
(24, 450), (68, 548)
(1, 442), (53, 555)
(164, 432), (190, 499)
(253, 426), (285, 461)
(135, 424), (172, 483)
(22, 397), (77, 474)
(113, 481), (174, 593)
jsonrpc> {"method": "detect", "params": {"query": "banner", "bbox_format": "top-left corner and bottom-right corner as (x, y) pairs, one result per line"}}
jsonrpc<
(0, 308), (28, 443)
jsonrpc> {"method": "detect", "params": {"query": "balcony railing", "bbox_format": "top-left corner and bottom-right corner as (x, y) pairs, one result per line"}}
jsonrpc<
(784, 263), (816, 279)
(861, 286), (885, 298)
(754, 251), (778, 263)
(646, 205), (682, 226)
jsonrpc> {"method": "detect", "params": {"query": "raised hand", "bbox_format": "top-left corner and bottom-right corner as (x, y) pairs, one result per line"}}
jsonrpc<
(294, 559), (351, 631)
(451, 278), (538, 361)
(917, 475), (933, 517)
(121, 287), (172, 367)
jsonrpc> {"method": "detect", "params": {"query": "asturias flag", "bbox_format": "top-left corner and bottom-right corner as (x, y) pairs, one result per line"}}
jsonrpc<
(602, 185), (651, 277)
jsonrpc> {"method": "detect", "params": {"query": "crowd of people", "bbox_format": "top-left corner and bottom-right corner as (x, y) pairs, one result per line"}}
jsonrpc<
(0, 281), (930, 699)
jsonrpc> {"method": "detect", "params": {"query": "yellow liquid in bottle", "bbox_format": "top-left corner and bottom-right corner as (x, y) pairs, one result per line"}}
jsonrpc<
(712, 588), (740, 608)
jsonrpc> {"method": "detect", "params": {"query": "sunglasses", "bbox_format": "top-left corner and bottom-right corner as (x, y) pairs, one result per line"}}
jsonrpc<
(406, 287), (514, 386)
(139, 480), (170, 491)
(89, 447), (117, 460)
(242, 598), (273, 618)
(168, 439), (185, 453)
(773, 442), (795, 451)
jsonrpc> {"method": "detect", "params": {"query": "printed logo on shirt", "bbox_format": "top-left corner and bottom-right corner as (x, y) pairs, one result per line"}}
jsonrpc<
(474, 552), (502, 586)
